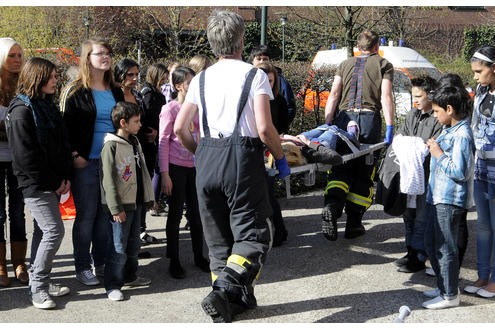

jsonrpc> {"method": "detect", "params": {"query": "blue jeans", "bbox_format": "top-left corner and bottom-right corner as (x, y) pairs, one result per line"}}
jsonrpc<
(424, 203), (464, 299)
(104, 205), (141, 291)
(24, 191), (65, 293)
(473, 179), (495, 282)
(402, 193), (427, 260)
(0, 161), (26, 242)
(71, 159), (108, 272)
(301, 124), (356, 149)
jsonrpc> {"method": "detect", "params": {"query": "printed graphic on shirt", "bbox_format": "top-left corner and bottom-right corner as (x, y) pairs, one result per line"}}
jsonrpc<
(117, 155), (134, 182)
(121, 164), (132, 182)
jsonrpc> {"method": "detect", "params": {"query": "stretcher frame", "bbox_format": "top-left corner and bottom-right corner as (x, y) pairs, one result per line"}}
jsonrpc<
(273, 142), (387, 199)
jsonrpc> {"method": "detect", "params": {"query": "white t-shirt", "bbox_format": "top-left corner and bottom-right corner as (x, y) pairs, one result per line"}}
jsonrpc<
(185, 59), (273, 138)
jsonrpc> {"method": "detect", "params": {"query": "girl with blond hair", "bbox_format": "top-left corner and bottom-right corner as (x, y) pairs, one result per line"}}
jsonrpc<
(60, 38), (124, 286)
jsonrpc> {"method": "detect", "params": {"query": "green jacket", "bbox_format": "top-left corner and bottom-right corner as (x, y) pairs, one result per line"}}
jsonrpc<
(100, 133), (154, 215)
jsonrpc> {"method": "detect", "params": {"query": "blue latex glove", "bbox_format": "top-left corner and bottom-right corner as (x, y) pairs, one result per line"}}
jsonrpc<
(275, 155), (290, 179)
(384, 125), (394, 145)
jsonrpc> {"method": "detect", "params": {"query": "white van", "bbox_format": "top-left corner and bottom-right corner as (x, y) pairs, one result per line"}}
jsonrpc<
(304, 45), (441, 115)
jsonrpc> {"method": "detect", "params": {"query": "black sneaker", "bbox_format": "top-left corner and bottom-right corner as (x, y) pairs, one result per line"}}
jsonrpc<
(344, 224), (366, 239)
(322, 207), (338, 241)
(201, 289), (233, 323)
(140, 232), (159, 245)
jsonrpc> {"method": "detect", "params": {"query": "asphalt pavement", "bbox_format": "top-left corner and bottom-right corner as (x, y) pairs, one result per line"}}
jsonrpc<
(0, 189), (494, 324)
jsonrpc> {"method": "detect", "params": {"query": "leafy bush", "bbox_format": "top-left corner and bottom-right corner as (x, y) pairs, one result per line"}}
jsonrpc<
(424, 52), (474, 88)
(463, 25), (495, 62)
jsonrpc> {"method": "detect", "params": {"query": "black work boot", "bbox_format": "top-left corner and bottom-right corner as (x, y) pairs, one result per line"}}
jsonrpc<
(344, 224), (366, 239)
(344, 207), (366, 239)
(214, 271), (257, 312)
(322, 205), (338, 241)
(201, 288), (233, 323)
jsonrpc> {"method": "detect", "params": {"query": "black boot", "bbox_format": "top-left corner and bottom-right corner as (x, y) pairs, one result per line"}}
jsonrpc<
(169, 258), (185, 279)
(201, 288), (233, 323)
(398, 248), (426, 273)
(394, 246), (412, 267)
(301, 143), (343, 165)
(322, 205), (338, 241)
(344, 207), (366, 239)
(273, 229), (288, 247)
(211, 258), (261, 316)
(344, 224), (365, 239)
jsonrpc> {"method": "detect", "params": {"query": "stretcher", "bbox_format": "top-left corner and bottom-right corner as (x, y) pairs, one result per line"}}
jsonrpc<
(271, 142), (387, 199)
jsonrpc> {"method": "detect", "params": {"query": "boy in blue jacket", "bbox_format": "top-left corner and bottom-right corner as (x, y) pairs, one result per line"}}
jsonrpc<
(422, 82), (474, 309)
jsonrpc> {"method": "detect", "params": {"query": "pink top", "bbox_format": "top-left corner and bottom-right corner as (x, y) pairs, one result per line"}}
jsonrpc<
(158, 100), (199, 171)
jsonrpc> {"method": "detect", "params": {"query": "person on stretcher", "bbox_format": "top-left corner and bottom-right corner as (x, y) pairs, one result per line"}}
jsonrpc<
(273, 121), (360, 167)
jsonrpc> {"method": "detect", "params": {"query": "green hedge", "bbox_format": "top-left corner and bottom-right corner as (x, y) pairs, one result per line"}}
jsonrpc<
(463, 25), (495, 62)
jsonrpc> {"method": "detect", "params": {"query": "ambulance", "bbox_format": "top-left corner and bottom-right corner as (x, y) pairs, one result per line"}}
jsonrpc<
(303, 45), (441, 116)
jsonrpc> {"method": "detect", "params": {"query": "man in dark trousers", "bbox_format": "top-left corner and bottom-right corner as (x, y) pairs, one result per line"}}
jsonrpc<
(322, 29), (395, 241)
(174, 10), (290, 323)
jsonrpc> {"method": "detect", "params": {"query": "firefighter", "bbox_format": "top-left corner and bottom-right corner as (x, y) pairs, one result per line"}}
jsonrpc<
(322, 29), (395, 241)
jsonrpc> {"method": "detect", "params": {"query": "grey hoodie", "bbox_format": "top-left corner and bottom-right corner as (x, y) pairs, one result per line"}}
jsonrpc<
(100, 133), (154, 215)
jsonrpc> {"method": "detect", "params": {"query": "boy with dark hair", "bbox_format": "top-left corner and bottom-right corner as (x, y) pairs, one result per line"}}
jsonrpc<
(422, 83), (474, 309)
(248, 45), (297, 125)
(394, 76), (442, 273)
(100, 101), (154, 301)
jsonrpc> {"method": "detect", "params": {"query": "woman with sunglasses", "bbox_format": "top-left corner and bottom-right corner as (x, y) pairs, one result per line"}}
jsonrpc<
(60, 38), (124, 287)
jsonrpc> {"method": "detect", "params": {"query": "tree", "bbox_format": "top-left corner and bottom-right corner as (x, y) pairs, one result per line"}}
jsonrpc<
(138, 7), (211, 61)
(337, 7), (363, 57)
(0, 7), (82, 50)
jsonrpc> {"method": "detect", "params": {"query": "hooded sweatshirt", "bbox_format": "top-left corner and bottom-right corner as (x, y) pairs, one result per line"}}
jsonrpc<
(100, 133), (154, 215)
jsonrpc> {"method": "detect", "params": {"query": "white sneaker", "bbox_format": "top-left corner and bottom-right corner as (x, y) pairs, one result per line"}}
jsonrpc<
(48, 283), (70, 297)
(107, 289), (124, 301)
(423, 288), (441, 298)
(76, 269), (100, 286)
(31, 290), (56, 309)
(422, 295), (459, 309)
(346, 120), (360, 137)
(476, 288), (495, 298)
(464, 284), (484, 294)
(425, 267), (436, 277)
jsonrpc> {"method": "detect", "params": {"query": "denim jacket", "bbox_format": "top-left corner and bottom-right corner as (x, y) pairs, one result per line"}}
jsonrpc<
(426, 119), (474, 208)
(472, 84), (495, 183)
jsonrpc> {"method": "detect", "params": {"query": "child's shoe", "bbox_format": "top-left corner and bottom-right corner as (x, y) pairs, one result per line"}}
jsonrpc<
(107, 289), (124, 301)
